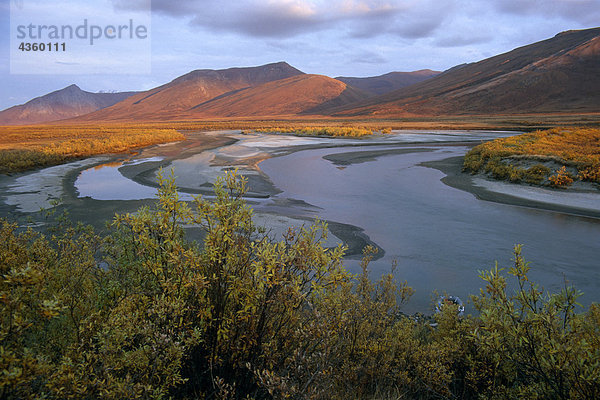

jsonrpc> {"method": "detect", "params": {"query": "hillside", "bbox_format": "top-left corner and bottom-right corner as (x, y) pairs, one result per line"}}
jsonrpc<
(0, 85), (136, 125)
(3, 27), (599, 123)
(181, 74), (370, 117)
(335, 70), (440, 96)
(75, 62), (304, 121)
(333, 27), (600, 116)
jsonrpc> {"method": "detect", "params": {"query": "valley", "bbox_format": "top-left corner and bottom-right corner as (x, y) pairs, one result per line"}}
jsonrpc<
(1, 129), (598, 314)
(1, 21), (600, 398)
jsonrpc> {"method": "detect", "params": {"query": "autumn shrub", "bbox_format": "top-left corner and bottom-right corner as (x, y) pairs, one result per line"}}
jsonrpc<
(1, 171), (599, 399)
(523, 163), (551, 185)
(578, 164), (600, 184)
(483, 158), (525, 182)
(471, 246), (600, 399)
(251, 126), (374, 137)
(549, 165), (575, 187)
(464, 127), (600, 187)
(0, 149), (68, 174)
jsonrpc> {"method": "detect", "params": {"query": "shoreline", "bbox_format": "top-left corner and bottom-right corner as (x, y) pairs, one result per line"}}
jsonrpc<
(423, 156), (600, 220)
(0, 130), (385, 259)
(3, 129), (598, 261)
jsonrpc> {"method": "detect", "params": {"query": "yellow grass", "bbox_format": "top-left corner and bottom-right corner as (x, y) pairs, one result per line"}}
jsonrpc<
(0, 125), (185, 173)
(464, 127), (600, 185)
(244, 126), (376, 137)
(2, 117), (599, 174)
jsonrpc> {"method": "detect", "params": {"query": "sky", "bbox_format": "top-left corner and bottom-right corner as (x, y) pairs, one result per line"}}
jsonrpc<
(1, 0), (599, 110)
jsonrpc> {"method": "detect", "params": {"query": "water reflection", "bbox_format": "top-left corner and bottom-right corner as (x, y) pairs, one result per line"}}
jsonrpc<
(76, 161), (159, 200)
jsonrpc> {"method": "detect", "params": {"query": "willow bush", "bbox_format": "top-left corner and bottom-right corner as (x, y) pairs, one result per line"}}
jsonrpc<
(1, 170), (599, 399)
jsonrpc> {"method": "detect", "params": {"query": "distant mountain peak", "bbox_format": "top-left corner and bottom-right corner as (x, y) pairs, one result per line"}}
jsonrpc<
(0, 85), (137, 125)
(63, 84), (81, 91)
(555, 28), (596, 37)
(264, 61), (295, 68)
(73, 62), (307, 121)
(335, 70), (440, 96)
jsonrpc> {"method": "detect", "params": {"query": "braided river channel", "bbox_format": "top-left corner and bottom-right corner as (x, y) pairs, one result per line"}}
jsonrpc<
(1, 130), (598, 313)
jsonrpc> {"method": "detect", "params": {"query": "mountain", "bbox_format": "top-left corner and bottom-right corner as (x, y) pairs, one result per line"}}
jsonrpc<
(5, 28), (599, 124)
(0, 85), (137, 125)
(335, 70), (440, 96)
(76, 62), (304, 121)
(179, 74), (370, 117)
(333, 27), (600, 116)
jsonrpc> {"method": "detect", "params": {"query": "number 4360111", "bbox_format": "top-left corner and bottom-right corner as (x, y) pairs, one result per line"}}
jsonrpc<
(18, 42), (66, 51)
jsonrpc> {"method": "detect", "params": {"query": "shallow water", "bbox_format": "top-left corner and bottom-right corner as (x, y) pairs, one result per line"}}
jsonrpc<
(259, 144), (600, 313)
(3, 130), (598, 314)
(77, 160), (162, 201)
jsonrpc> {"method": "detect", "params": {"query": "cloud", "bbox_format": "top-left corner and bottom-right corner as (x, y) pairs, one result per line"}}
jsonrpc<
(434, 19), (494, 48)
(113, 0), (455, 40)
(189, 1), (325, 38)
(435, 33), (493, 47)
(351, 50), (388, 64)
(494, 0), (600, 25)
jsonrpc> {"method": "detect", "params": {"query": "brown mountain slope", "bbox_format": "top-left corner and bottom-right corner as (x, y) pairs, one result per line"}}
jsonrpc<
(335, 70), (440, 96)
(333, 27), (600, 116)
(0, 85), (137, 125)
(75, 62), (304, 121)
(179, 74), (370, 117)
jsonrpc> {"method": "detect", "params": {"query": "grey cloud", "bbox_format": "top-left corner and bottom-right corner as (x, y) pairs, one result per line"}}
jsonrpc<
(494, 0), (600, 25)
(114, 0), (454, 40)
(346, 7), (402, 38)
(351, 51), (388, 64)
(435, 33), (493, 47)
(391, 17), (443, 39)
(190, 2), (327, 38)
(388, 1), (457, 39)
(112, 0), (190, 16)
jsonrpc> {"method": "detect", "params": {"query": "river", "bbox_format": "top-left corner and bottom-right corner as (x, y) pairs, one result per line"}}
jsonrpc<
(1, 130), (598, 313)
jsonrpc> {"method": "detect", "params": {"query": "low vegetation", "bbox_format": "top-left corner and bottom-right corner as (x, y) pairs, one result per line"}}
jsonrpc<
(464, 127), (600, 187)
(244, 126), (392, 137)
(87, 114), (600, 132)
(1, 170), (599, 399)
(3, 120), (600, 174)
(243, 126), (386, 137)
(0, 125), (185, 174)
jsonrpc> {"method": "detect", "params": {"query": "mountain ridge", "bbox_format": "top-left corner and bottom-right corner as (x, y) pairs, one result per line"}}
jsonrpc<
(1, 28), (599, 124)
(331, 27), (600, 116)
(0, 85), (137, 125)
(335, 70), (440, 96)
(74, 62), (306, 121)
(177, 74), (371, 118)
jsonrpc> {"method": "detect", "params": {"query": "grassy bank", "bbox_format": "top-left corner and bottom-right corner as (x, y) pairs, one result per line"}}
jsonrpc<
(0, 125), (185, 174)
(3, 117), (600, 174)
(463, 127), (600, 187)
(243, 126), (382, 137)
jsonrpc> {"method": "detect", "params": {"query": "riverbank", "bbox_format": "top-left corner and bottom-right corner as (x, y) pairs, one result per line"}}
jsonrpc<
(424, 156), (600, 219)
(0, 125), (185, 174)
(462, 128), (600, 190)
(0, 130), (384, 259)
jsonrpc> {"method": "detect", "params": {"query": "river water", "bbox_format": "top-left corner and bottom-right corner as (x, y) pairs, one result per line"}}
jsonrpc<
(258, 143), (600, 312)
(2, 130), (598, 313)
